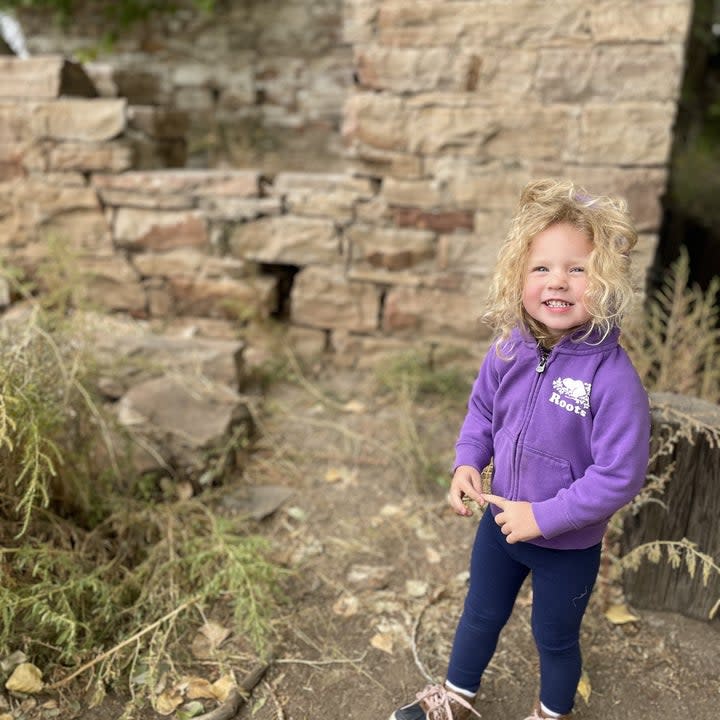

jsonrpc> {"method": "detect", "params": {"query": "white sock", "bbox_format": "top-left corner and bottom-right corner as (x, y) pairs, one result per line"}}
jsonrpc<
(444, 680), (476, 698)
(540, 701), (562, 718)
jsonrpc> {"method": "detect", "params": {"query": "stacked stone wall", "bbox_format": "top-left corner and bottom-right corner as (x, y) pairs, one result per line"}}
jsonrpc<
(1, 0), (695, 369)
(345, 0), (691, 271)
(14, 0), (351, 172)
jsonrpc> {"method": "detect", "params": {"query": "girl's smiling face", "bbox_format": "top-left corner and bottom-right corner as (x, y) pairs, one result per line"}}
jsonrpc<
(522, 222), (593, 340)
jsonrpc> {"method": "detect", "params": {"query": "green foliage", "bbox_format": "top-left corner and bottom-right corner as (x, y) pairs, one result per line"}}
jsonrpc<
(670, 137), (720, 231)
(1, 0), (215, 50)
(0, 307), (109, 535)
(374, 352), (470, 493)
(622, 248), (720, 402)
(375, 351), (471, 405)
(0, 263), (283, 696)
(0, 500), (283, 673)
(0, 0), (215, 26)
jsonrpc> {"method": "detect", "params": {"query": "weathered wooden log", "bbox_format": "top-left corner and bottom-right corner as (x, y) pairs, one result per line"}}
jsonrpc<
(621, 392), (720, 621)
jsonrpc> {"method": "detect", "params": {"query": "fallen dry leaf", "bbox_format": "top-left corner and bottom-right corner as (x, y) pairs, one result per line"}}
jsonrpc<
(425, 547), (441, 564)
(379, 504), (403, 518)
(191, 620), (231, 658)
(211, 675), (236, 702)
(370, 632), (394, 654)
(604, 603), (640, 625)
(155, 688), (184, 715)
(332, 594), (360, 617)
(5, 663), (43, 694)
(324, 466), (356, 484)
(186, 677), (217, 700)
(347, 563), (392, 590)
(577, 671), (592, 704)
(405, 579), (429, 598)
(202, 620), (231, 647)
(324, 467), (343, 483)
(177, 481), (194, 500)
(342, 400), (366, 413)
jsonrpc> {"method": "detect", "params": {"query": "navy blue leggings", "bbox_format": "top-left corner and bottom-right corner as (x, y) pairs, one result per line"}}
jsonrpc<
(446, 510), (601, 715)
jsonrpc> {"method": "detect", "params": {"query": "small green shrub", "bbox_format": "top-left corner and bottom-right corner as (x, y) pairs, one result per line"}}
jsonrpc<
(375, 351), (471, 405)
(0, 266), (283, 699)
(374, 352), (471, 493)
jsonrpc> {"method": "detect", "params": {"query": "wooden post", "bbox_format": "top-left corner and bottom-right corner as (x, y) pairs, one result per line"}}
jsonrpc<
(621, 392), (720, 622)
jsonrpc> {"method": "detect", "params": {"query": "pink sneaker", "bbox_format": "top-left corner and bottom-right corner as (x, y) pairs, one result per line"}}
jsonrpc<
(390, 683), (481, 720)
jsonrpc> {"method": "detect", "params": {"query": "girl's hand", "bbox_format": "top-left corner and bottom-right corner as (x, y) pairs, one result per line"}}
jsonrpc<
(482, 494), (542, 543)
(448, 465), (484, 517)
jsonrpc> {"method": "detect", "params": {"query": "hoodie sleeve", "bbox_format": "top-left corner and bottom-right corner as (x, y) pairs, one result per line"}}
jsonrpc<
(453, 349), (500, 473)
(532, 351), (651, 539)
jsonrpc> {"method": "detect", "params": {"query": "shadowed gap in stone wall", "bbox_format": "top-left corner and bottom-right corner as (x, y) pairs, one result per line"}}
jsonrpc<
(652, 0), (720, 296)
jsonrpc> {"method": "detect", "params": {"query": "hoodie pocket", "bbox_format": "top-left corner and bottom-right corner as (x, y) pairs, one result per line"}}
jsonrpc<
(517, 445), (574, 503)
(490, 426), (514, 498)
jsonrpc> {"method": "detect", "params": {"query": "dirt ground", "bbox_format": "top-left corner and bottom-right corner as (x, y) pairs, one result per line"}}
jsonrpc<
(226, 366), (719, 720)
(19, 362), (720, 719)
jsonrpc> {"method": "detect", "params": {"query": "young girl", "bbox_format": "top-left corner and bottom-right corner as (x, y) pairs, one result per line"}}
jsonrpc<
(390, 179), (651, 720)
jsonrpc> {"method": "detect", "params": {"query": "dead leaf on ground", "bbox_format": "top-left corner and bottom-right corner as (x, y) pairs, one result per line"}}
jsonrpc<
(604, 603), (640, 625)
(186, 677), (217, 700)
(405, 579), (429, 598)
(577, 671), (592, 704)
(333, 594), (360, 617)
(286, 506), (307, 522)
(370, 632), (394, 654)
(211, 675), (236, 702)
(347, 563), (392, 590)
(177, 480), (194, 500)
(191, 620), (231, 658)
(155, 688), (184, 715)
(426, 547), (441, 564)
(324, 466), (358, 484)
(342, 400), (366, 413)
(5, 663), (43, 694)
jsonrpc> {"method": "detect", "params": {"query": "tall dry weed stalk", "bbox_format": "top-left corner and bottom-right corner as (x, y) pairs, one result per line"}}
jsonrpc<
(615, 250), (720, 618)
(623, 249), (720, 401)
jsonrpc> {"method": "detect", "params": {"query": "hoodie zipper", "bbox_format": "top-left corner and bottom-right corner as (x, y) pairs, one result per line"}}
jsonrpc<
(536, 348), (549, 373)
(510, 346), (551, 499)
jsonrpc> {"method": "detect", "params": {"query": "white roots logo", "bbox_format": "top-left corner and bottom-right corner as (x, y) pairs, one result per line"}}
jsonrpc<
(549, 377), (591, 417)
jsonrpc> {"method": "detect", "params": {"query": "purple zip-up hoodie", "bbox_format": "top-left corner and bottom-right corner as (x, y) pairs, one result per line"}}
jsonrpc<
(454, 326), (650, 550)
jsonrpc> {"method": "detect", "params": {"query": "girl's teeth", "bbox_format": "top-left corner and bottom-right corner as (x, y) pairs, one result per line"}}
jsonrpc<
(546, 300), (570, 307)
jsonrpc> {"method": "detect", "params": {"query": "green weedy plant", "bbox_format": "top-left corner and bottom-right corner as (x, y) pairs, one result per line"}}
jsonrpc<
(0, 263), (283, 701)
(1, 0), (217, 58)
(375, 352), (472, 404)
(0, 1), (215, 28)
(374, 352), (471, 493)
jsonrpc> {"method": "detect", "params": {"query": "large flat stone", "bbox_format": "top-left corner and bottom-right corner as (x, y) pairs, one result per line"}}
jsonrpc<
(0, 56), (97, 99)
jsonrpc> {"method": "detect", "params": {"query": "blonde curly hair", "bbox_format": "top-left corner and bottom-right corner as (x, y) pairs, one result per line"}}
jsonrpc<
(484, 178), (639, 350)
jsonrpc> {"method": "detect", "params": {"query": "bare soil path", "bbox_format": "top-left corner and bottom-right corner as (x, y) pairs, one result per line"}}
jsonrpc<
(227, 366), (720, 720)
(49, 363), (720, 720)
